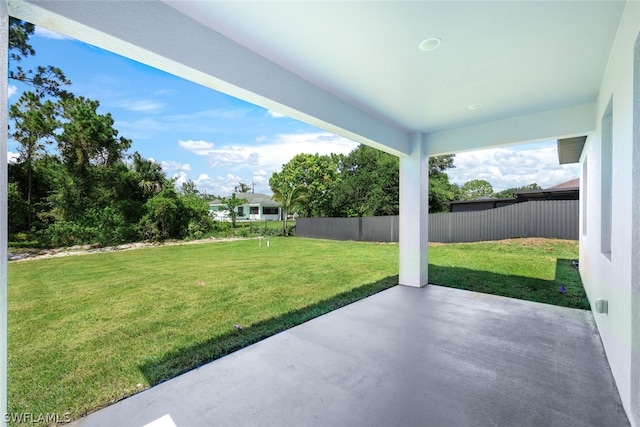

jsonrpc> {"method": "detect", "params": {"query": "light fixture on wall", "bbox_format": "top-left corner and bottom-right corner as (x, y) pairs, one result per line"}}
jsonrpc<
(594, 298), (608, 314)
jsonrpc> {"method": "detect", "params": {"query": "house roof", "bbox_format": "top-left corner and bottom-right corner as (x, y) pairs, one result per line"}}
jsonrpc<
(450, 179), (580, 206)
(209, 193), (279, 207)
(550, 178), (580, 189)
(449, 198), (517, 206)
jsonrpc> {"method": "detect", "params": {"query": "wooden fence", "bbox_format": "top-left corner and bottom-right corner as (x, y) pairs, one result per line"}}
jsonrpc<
(295, 200), (578, 243)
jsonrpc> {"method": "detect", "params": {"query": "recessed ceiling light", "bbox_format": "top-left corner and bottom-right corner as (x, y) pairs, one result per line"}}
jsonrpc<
(468, 103), (484, 110)
(419, 37), (441, 52)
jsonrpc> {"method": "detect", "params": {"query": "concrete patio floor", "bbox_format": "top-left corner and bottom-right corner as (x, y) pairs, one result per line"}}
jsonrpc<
(72, 285), (629, 427)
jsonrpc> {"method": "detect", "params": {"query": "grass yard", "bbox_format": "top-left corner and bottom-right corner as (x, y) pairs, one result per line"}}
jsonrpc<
(7, 237), (586, 425)
(8, 238), (398, 424)
(429, 238), (588, 310)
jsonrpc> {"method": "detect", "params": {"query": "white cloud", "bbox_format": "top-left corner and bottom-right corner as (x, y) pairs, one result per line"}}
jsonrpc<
(192, 173), (245, 196)
(178, 140), (216, 155)
(34, 26), (71, 40)
(7, 85), (17, 99)
(177, 132), (358, 174)
(166, 108), (248, 122)
(154, 89), (176, 96)
(114, 118), (169, 140)
(267, 110), (286, 118)
(117, 99), (165, 113)
(160, 160), (191, 172)
(7, 151), (19, 163)
(172, 171), (189, 188)
(448, 141), (579, 192)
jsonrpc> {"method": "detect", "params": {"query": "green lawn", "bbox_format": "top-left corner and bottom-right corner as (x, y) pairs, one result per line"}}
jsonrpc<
(8, 238), (398, 424)
(429, 238), (588, 309)
(7, 237), (586, 424)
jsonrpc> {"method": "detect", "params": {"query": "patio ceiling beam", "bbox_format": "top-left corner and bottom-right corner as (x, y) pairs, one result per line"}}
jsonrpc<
(7, 0), (410, 157)
(424, 103), (597, 156)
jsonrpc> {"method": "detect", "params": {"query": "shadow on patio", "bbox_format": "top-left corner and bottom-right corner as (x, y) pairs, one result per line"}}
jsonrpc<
(73, 284), (628, 427)
(430, 258), (590, 310)
(138, 275), (399, 386)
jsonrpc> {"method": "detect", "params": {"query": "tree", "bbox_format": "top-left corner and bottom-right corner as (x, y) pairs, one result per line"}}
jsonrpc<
(131, 152), (166, 199)
(331, 146), (398, 217)
(139, 187), (182, 241)
(494, 183), (542, 199)
(461, 179), (494, 200)
(429, 174), (462, 213)
(57, 95), (132, 176)
(7, 182), (28, 237)
(9, 18), (71, 97)
(47, 95), (133, 223)
(234, 182), (251, 193)
(428, 155), (460, 213)
(178, 187), (213, 239)
(180, 179), (200, 196)
(221, 193), (248, 228)
(429, 154), (455, 175)
(271, 153), (341, 217)
(270, 171), (307, 233)
(9, 91), (58, 228)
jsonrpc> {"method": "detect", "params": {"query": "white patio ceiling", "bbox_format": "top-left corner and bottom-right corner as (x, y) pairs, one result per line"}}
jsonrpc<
(7, 0), (626, 156)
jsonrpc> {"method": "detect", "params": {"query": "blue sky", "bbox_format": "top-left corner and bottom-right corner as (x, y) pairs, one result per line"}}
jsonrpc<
(7, 26), (579, 195)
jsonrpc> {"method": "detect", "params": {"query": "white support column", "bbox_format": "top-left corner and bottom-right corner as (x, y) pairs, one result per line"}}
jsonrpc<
(1, 1), (9, 424)
(399, 133), (429, 288)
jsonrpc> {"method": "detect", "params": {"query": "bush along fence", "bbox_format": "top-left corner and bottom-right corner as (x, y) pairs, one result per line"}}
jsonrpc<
(296, 200), (578, 243)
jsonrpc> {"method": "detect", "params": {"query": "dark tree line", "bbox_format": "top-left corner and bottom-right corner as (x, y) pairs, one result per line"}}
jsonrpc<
(269, 145), (462, 217)
(7, 19), (214, 246)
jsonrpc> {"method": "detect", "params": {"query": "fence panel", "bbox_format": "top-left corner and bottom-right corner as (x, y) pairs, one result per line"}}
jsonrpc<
(295, 217), (360, 241)
(429, 213), (448, 242)
(295, 200), (578, 242)
(361, 216), (398, 242)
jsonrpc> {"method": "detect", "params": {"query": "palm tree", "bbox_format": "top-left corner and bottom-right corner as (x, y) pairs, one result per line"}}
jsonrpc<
(271, 183), (307, 234)
(132, 152), (165, 199)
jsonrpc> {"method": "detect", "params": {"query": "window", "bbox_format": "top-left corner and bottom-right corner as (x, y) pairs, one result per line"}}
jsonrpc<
(263, 207), (279, 215)
(250, 206), (259, 215)
(601, 97), (613, 259)
(238, 207), (244, 216)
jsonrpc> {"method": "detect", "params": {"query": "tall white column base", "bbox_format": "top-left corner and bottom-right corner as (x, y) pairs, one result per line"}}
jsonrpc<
(399, 133), (429, 288)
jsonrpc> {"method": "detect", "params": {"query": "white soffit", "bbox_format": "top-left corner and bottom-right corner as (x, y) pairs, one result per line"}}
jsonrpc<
(557, 136), (588, 165)
(165, 1), (625, 133)
(6, 1), (626, 154)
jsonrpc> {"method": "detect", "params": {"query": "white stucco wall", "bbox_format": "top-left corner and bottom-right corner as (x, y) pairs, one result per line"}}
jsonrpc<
(209, 205), (281, 222)
(579, 2), (640, 425)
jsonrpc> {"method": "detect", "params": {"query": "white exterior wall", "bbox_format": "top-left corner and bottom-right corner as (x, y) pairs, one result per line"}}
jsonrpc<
(579, 2), (640, 425)
(0, 2), (8, 424)
(209, 204), (280, 222)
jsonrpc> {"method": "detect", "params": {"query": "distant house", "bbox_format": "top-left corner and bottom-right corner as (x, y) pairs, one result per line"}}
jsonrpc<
(209, 192), (281, 221)
(514, 179), (579, 203)
(447, 197), (518, 213)
(449, 179), (579, 212)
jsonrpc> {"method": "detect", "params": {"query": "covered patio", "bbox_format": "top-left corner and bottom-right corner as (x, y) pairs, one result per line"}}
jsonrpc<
(2, 1), (639, 426)
(72, 285), (628, 427)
